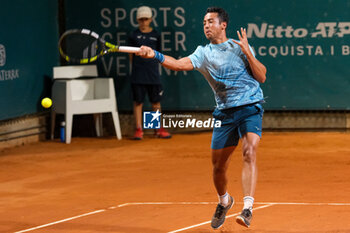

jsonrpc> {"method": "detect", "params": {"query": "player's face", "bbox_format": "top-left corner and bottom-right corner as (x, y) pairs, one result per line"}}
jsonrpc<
(203, 13), (226, 41)
(137, 18), (152, 29)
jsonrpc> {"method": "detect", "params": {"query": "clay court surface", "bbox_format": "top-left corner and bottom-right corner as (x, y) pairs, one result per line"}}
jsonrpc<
(0, 132), (350, 233)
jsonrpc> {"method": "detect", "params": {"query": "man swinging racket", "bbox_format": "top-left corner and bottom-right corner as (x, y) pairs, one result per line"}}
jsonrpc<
(136, 7), (267, 229)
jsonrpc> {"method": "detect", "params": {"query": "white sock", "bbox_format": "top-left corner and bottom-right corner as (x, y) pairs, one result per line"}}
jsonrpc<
(218, 192), (229, 207)
(243, 196), (254, 211)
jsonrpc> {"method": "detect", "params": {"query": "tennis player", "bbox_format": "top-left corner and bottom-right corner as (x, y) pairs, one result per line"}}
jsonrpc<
(136, 7), (266, 229)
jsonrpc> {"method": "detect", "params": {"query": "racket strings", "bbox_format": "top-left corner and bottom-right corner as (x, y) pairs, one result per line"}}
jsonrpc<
(59, 33), (104, 62)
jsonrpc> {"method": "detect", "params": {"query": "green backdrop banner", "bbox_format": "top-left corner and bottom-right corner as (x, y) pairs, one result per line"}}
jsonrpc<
(63, 0), (350, 111)
(0, 0), (59, 120)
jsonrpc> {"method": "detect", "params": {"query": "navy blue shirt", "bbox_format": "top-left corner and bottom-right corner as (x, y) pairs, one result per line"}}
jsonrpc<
(128, 29), (161, 84)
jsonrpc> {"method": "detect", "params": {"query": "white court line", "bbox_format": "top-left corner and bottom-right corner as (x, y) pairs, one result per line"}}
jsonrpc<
(14, 209), (106, 233)
(117, 201), (350, 207)
(116, 202), (218, 208)
(167, 204), (275, 233)
(14, 201), (350, 233)
(254, 202), (350, 206)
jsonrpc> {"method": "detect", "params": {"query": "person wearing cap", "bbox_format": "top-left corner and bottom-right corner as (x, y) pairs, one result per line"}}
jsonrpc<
(128, 6), (171, 140)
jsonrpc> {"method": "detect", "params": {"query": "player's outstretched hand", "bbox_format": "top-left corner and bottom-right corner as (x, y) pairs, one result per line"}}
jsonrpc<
(232, 28), (252, 57)
(136, 46), (155, 59)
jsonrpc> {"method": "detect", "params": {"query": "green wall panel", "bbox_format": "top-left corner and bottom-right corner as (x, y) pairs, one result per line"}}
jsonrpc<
(0, 0), (59, 120)
(64, 0), (350, 111)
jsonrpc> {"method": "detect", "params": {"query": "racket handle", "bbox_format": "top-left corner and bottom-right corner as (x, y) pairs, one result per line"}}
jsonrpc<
(118, 46), (141, 53)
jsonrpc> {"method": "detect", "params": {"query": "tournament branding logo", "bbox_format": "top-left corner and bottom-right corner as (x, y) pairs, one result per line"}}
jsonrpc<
(0, 44), (6, 67)
(247, 22), (350, 38)
(247, 22), (350, 57)
(0, 44), (20, 81)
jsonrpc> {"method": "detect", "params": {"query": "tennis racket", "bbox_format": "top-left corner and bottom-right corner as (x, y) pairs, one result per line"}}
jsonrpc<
(58, 29), (140, 64)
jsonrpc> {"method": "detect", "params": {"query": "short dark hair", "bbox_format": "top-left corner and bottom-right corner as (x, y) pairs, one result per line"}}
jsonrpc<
(206, 7), (229, 26)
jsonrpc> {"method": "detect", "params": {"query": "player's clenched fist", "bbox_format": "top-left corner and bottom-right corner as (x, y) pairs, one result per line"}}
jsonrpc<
(136, 46), (155, 58)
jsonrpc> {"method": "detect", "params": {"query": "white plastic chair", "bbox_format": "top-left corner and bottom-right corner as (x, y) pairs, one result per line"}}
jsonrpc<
(50, 65), (122, 143)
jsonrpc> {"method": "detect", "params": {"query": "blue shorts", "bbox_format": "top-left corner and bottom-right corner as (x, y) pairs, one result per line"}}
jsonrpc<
(211, 103), (264, 150)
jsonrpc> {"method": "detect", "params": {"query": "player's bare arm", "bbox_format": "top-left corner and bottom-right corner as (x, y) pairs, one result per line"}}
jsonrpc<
(232, 28), (267, 83)
(136, 45), (194, 71)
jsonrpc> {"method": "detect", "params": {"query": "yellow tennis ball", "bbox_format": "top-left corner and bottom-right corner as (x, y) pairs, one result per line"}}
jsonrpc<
(41, 97), (52, 108)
